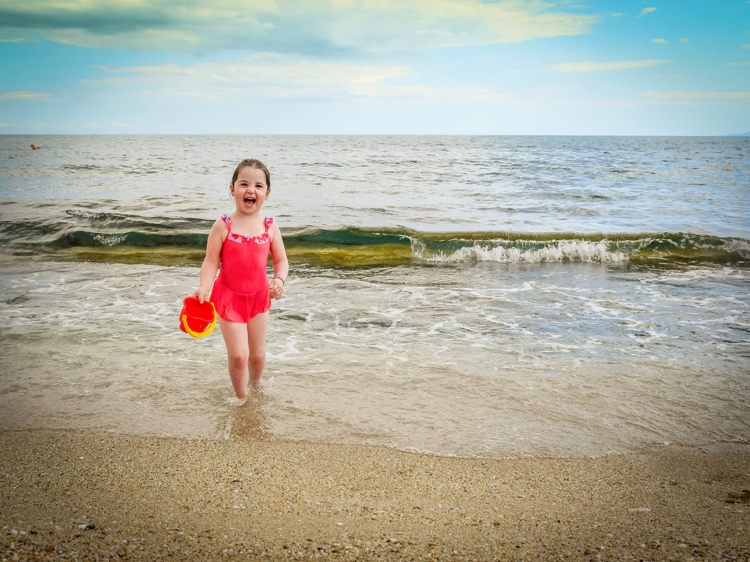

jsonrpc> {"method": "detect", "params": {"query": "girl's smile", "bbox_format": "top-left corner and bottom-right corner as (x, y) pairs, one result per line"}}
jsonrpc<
(232, 166), (268, 215)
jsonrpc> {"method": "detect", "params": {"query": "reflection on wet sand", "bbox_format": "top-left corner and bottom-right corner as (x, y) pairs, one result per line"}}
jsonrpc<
(230, 390), (270, 440)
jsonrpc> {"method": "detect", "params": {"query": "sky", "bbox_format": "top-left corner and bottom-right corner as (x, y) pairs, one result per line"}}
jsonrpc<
(0, 0), (748, 135)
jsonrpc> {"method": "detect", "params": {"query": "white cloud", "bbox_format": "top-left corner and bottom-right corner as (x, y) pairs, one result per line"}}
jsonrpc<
(547, 59), (668, 72)
(84, 57), (411, 100)
(83, 57), (511, 105)
(86, 56), (726, 113)
(680, 38), (689, 44)
(0, 90), (52, 101)
(44, 27), (203, 50)
(648, 91), (750, 99)
(0, 0), (598, 54)
(639, 7), (656, 17)
(646, 90), (750, 105)
(728, 60), (750, 66)
(652, 38), (668, 45)
(80, 56), (559, 108)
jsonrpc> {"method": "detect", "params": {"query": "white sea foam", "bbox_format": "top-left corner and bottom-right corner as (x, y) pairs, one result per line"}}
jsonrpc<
(94, 233), (127, 246)
(726, 238), (750, 259)
(420, 240), (628, 264)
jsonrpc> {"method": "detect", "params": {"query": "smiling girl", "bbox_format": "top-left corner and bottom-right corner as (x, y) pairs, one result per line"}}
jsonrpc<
(193, 159), (289, 399)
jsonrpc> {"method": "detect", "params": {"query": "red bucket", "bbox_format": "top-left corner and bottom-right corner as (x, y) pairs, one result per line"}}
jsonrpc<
(179, 296), (217, 338)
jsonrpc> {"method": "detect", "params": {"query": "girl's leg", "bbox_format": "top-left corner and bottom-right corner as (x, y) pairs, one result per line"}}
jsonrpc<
(246, 312), (269, 387)
(219, 318), (250, 399)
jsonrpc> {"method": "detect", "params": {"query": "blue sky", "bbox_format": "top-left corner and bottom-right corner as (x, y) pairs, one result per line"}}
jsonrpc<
(0, 0), (748, 135)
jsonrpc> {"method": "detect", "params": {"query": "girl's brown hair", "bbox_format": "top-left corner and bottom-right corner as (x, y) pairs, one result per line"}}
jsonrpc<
(231, 159), (271, 191)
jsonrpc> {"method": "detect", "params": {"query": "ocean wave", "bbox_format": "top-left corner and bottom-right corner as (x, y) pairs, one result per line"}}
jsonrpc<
(416, 240), (628, 264)
(0, 213), (747, 268)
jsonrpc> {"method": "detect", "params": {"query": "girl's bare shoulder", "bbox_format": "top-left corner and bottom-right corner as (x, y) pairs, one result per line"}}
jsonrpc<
(267, 217), (284, 240)
(209, 216), (230, 239)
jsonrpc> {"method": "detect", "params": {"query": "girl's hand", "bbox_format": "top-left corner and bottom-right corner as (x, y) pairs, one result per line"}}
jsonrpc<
(193, 288), (210, 304)
(269, 278), (284, 300)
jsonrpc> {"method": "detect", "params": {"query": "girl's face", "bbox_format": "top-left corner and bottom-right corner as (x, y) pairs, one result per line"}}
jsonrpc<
(230, 166), (269, 215)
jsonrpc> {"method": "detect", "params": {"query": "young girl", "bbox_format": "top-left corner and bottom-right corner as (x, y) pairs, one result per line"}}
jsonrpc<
(193, 159), (289, 399)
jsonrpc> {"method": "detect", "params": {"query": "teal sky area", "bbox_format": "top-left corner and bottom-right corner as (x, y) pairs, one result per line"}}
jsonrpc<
(1, 0), (748, 135)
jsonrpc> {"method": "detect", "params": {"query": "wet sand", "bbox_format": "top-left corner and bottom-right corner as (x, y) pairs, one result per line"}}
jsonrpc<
(1, 430), (748, 561)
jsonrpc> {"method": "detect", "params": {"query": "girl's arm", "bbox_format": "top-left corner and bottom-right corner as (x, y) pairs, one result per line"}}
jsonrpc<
(193, 219), (225, 303)
(268, 222), (289, 300)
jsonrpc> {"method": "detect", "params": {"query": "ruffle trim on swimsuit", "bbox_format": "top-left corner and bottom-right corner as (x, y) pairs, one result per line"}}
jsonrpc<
(210, 281), (271, 323)
(222, 215), (274, 245)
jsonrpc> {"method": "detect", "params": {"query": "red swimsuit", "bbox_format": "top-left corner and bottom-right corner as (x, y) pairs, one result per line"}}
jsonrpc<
(210, 215), (273, 322)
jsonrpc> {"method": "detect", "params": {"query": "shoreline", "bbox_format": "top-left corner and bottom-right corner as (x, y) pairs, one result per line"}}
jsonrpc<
(2, 430), (748, 560)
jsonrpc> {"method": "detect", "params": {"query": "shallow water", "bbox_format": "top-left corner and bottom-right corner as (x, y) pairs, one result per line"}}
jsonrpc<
(0, 135), (748, 457)
(0, 255), (747, 457)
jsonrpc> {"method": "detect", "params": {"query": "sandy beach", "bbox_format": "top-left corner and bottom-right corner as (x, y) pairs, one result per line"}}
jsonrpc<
(1, 430), (748, 561)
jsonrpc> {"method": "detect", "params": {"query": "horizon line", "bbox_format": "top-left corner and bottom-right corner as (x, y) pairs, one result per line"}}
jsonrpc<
(2, 132), (748, 138)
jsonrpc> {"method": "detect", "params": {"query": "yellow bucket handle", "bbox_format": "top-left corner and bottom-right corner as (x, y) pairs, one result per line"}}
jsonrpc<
(181, 302), (217, 338)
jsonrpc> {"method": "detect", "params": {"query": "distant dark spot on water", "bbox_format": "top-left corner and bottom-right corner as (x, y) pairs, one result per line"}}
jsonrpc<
(125, 168), (159, 175)
(278, 314), (308, 322)
(571, 194), (610, 201)
(299, 162), (344, 167)
(4, 295), (29, 305)
(63, 164), (99, 171)
(345, 319), (394, 329)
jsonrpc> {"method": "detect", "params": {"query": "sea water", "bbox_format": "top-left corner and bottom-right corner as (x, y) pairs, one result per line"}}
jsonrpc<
(0, 135), (748, 457)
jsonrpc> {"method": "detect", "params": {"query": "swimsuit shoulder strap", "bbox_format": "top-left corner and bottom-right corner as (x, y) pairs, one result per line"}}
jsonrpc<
(264, 216), (274, 231)
(221, 214), (232, 232)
